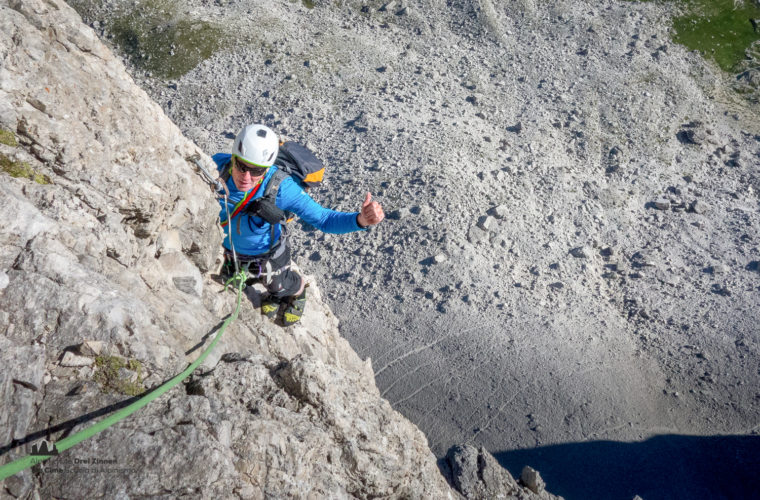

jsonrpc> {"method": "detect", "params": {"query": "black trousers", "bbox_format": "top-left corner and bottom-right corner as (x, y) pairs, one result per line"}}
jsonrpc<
(223, 242), (302, 299)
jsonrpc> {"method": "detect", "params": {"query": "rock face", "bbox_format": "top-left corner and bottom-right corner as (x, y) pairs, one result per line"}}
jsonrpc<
(445, 445), (560, 500)
(0, 1), (557, 498)
(99, 2), (760, 498)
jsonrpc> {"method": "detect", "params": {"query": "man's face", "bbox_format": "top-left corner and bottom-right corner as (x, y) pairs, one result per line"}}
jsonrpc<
(231, 156), (268, 191)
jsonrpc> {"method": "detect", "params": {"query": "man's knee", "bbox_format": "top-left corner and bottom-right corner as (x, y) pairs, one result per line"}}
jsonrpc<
(267, 267), (302, 299)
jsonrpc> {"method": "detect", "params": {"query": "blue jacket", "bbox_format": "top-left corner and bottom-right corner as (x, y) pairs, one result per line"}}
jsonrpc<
(213, 154), (364, 256)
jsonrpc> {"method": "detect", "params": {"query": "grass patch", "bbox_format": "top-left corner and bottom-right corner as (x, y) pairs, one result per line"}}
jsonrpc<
(0, 128), (17, 147)
(93, 355), (145, 396)
(108, 0), (224, 79)
(0, 153), (50, 184)
(671, 0), (760, 72)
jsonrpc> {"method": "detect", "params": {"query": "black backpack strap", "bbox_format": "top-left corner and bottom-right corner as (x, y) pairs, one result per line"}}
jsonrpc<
(263, 169), (290, 252)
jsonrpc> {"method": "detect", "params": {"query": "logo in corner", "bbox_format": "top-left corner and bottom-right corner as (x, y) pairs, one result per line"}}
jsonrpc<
(30, 439), (59, 456)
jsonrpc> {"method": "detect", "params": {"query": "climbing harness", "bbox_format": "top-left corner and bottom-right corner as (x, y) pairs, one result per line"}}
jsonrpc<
(228, 257), (289, 286)
(0, 154), (248, 481)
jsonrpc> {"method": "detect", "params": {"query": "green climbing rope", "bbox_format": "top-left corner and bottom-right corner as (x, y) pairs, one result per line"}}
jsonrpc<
(0, 271), (247, 482)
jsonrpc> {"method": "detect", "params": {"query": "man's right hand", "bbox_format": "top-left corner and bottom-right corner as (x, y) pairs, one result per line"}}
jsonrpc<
(357, 192), (384, 228)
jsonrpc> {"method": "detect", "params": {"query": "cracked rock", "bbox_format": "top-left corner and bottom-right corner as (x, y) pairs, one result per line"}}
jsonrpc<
(521, 466), (546, 494)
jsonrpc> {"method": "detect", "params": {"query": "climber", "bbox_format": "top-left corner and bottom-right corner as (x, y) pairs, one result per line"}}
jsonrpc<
(213, 124), (384, 326)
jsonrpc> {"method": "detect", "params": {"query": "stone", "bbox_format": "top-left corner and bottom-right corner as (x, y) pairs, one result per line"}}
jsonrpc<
(445, 445), (521, 498)
(173, 276), (201, 296)
(78, 340), (104, 356)
(677, 121), (712, 145)
(711, 284), (731, 296)
(520, 465), (546, 494)
(506, 121), (523, 133)
(570, 246), (589, 258)
(477, 215), (497, 232)
(468, 225), (488, 244)
(60, 351), (94, 367)
(709, 264), (729, 274)
(118, 367), (139, 383)
(654, 198), (671, 210)
(632, 252), (656, 267)
(68, 380), (98, 396)
(159, 252), (203, 296)
(389, 207), (412, 220)
(491, 204), (509, 219)
(434, 253), (448, 263)
(690, 200), (708, 214)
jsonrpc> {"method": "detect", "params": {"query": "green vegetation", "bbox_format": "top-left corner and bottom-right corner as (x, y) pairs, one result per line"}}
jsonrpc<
(671, 0), (760, 72)
(108, 0), (224, 79)
(93, 355), (145, 396)
(0, 153), (49, 184)
(0, 128), (17, 147)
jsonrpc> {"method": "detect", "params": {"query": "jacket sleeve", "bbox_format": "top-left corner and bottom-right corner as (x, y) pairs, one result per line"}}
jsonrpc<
(275, 177), (367, 234)
(212, 153), (231, 174)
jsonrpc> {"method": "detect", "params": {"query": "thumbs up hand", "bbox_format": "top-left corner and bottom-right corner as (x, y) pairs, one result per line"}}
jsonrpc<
(357, 192), (385, 228)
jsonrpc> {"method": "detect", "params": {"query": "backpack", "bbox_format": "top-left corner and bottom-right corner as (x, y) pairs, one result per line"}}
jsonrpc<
(275, 141), (325, 189)
(221, 141), (325, 247)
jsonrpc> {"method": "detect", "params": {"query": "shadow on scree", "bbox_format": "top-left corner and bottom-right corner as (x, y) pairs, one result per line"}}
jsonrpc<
(494, 434), (760, 500)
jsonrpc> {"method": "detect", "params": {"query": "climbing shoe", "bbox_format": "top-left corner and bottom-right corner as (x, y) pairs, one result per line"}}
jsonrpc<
(260, 296), (281, 320)
(282, 289), (307, 326)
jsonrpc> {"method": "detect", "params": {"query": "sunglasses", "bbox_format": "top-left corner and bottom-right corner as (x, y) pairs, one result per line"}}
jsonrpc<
(233, 156), (269, 177)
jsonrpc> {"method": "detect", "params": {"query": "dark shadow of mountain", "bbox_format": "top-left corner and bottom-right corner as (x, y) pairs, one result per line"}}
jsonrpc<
(494, 434), (760, 500)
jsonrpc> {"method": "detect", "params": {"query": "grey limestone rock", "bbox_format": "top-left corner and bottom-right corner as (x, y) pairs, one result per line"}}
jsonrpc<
(0, 2), (468, 498)
(690, 200), (709, 214)
(468, 225), (488, 244)
(491, 205), (510, 219)
(390, 206), (412, 219)
(677, 121), (714, 145)
(446, 445), (560, 499)
(520, 466), (546, 494)
(60, 351), (94, 367)
(654, 198), (671, 210)
(569, 246), (589, 258)
(447, 445), (519, 498)
(478, 215), (497, 232)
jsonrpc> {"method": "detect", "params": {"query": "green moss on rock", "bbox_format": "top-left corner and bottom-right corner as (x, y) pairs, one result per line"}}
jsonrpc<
(672, 0), (760, 72)
(0, 153), (50, 184)
(94, 355), (145, 396)
(0, 128), (17, 147)
(108, 0), (224, 79)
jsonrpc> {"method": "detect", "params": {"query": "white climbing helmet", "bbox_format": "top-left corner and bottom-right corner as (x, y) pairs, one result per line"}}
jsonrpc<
(232, 124), (279, 167)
